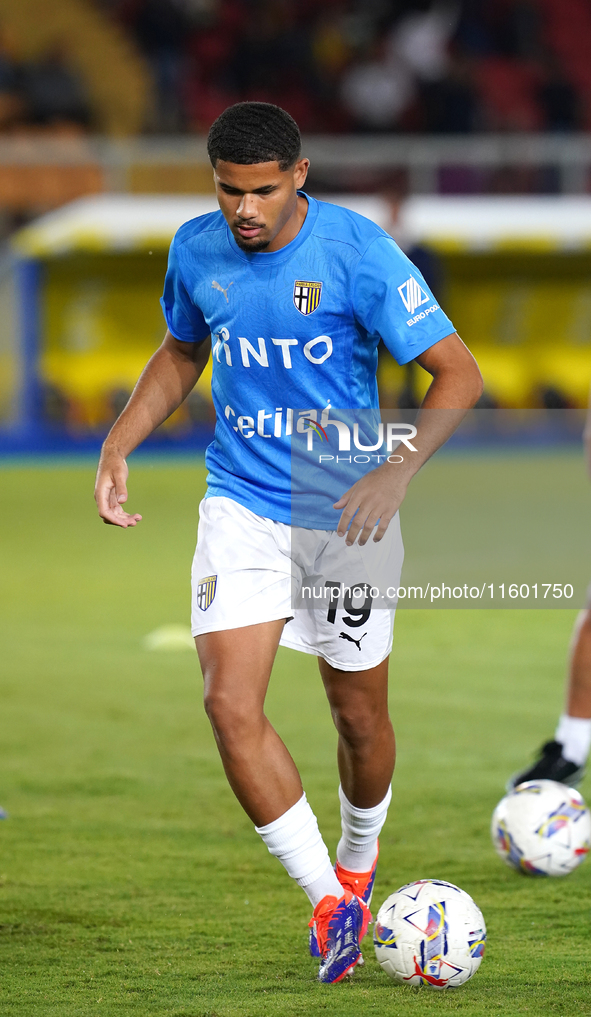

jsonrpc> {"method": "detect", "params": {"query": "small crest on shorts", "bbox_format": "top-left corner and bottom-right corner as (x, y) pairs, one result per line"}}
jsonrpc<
(293, 279), (322, 315)
(197, 575), (217, 611)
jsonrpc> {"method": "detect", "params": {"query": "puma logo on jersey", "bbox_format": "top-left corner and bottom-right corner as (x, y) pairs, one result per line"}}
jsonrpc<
(212, 280), (234, 302)
(339, 631), (367, 651)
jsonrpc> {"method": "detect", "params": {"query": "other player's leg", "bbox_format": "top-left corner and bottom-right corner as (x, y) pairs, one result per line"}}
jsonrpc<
(508, 609), (591, 789)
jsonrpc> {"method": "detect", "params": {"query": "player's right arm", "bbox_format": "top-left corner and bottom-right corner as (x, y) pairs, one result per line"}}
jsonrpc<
(94, 330), (211, 527)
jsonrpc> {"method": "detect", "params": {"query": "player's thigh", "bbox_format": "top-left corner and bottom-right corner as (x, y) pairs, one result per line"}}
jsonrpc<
(196, 618), (286, 718)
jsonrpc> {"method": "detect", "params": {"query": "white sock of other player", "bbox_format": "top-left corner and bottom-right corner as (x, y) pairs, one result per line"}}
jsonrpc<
(336, 784), (392, 872)
(555, 714), (591, 767)
(255, 793), (344, 908)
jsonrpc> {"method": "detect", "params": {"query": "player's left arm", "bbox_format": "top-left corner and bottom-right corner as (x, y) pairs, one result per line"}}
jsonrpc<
(335, 332), (483, 545)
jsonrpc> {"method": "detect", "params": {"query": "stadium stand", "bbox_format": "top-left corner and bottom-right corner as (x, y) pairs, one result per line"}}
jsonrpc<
(0, 0), (150, 135)
(0, 1), (589, 140)
(105, 0), (591, 137)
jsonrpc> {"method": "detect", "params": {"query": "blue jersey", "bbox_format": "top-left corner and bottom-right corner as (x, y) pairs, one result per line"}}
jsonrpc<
(161, 194), (455, 527)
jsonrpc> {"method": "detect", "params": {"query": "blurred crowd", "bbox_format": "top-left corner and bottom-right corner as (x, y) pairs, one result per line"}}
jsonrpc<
(0, 38), (92, 135)
(102, 0), (591, 134)
(0, 0), (590, 135)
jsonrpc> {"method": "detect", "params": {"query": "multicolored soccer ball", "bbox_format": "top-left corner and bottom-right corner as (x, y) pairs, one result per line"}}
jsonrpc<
(491, 779), (591, 877)
(373, 879), (486, 988)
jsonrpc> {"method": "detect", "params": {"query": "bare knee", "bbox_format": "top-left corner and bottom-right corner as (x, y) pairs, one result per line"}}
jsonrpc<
(203, 685), (262, 746)
(203, 685), (225, 727)
(331, 700), (391, 749)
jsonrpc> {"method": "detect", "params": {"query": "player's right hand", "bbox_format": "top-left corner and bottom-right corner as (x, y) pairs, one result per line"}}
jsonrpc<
(94, 450), (142, 528)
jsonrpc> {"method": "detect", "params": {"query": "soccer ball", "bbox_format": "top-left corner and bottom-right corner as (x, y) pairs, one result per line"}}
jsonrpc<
(373, 879), (486, 988)
(491, 779), (591, 876)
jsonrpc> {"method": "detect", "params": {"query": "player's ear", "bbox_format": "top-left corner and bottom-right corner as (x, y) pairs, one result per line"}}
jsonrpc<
(293, 158), (309, 188)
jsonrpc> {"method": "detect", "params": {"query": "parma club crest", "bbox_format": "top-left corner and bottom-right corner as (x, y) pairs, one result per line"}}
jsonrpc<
(293, 279), (322, 315)
(197, 575), (217, 611)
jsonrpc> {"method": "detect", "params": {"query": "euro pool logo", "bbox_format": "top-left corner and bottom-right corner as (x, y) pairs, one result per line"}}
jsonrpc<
(398, 275), (430, 314)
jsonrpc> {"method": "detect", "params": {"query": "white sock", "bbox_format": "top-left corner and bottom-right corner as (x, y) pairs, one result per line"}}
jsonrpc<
(336, 784), (392, 872)
(555, 714), (591, 767)
(255, 794), (343, 908)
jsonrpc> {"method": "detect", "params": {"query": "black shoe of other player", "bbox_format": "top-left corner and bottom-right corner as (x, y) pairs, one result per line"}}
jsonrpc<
(506, 740), (585, 791)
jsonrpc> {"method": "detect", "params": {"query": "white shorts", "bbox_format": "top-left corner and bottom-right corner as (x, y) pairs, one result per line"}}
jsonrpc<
(191, 496), (404, 672)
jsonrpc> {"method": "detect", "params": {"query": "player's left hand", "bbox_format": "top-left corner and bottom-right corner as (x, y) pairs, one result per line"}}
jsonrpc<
(334, 463), (408, 546)
(94, 449), (142, 528)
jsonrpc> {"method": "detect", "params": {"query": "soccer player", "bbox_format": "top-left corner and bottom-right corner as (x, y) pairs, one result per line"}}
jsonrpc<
(94, 102), (483, 982)
(508, 409), (591, 790)
(507, 613), (591, 788)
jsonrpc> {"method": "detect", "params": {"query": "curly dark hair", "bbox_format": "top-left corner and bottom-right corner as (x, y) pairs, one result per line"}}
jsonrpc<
(207, 102), (301, 171)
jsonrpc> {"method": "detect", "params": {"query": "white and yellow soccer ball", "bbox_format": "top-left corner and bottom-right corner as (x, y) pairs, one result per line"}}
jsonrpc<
(491, 779), (591, 876)
(373, 879), (486, 988)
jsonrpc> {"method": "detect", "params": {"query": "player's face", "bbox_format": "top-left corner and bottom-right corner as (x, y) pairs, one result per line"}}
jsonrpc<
(213, 158), (310, 253)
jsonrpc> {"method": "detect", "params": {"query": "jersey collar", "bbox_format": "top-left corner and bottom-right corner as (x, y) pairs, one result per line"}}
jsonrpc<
(225, 192), (318, 265)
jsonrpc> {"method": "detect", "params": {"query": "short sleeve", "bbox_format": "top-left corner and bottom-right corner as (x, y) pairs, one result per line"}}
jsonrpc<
(353, 236), (455, 365)
(160, 236), (210, 343)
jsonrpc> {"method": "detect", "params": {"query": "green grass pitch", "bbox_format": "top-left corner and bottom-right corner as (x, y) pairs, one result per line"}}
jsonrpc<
(0, 456), (589, 1016)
